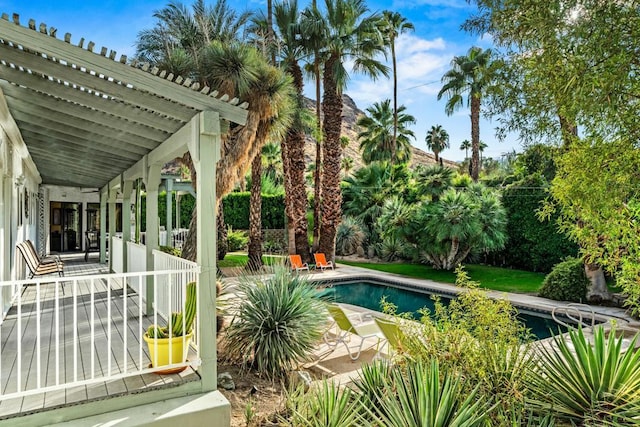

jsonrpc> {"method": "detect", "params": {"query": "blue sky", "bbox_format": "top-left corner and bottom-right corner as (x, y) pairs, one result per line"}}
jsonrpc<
(0, 0), (520, 162)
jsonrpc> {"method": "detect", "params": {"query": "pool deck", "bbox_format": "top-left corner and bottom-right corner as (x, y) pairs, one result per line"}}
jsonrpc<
(222, 262), (640, 386)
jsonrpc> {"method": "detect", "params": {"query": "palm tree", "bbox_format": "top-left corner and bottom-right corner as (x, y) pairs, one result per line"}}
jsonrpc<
(136, 3), (294, 270)
(342, 156), (354, 177)
(357, 99), (415, 164)
(380, 11), (414, 163)
(261, 142), (282, 184)
(316, 0), (389, 260)
(425, 124), (450, 163)
(135, 0), (255, 263)
(460, 139), (471, 160)
(274, 0), (312, 262)
(438, 46), (499, 181)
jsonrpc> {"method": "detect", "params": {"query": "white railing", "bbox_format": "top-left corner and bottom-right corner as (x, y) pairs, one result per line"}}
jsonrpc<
(153, 250), (198, 319)
(127, 241), (147, 296)
(111, 236), (124, 273)
(0, 268), (200, 401)
(159, 229), (189, 249)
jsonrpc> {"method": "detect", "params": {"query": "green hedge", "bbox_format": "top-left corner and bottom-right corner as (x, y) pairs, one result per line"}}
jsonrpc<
(222, 192), (285, 230)
(487, 175), (578, 272)
(140, 192), (283, 231)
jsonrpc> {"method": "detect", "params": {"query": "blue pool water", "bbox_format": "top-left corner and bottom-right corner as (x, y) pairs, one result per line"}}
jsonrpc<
(319, 280), (571, 340)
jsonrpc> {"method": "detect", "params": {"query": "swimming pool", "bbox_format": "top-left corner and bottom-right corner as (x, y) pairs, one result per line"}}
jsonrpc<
(318, 279), (576, 340)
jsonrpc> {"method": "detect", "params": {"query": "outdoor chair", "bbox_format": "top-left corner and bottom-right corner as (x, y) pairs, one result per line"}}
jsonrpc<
(289, 254), (309, 272)
(325, 303), (385, 360)
(374, 317), (404, 359)
(314, 253), (334, 271)
(17, 241), (64, 279)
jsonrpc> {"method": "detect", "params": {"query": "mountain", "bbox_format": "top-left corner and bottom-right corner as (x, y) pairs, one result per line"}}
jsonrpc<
(302, 94), (459, 171)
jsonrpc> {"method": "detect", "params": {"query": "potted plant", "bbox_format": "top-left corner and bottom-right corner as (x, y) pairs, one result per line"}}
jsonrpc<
(143, 281), (196, 372)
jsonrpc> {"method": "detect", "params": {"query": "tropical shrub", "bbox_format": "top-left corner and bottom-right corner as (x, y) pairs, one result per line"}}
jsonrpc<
(528, 326), (640, 425)
(226, 227), (248, 251)
(335, 216), (366, 256)
(223, 267), (325, 379)
(400, 184), (507, 270)
(376, 235), (409, 262)
(538, 257), (588, 302)
(287, 381), (363, 427)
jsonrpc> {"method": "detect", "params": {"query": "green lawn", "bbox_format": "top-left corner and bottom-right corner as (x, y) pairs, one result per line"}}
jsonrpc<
(337, 260), (545, 293)
(218, 253), (284, 269)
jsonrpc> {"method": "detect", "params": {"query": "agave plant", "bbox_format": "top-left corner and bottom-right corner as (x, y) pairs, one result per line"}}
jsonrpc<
(223, 266), (325, 380)
(528, 326), (640, 425)
(288, 381), (363, 427)
(357, 360), (491, 427)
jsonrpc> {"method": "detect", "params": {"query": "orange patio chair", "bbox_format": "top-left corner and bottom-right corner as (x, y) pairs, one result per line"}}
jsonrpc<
(314, 253), (334, 271)
(289, 254), (309, 272)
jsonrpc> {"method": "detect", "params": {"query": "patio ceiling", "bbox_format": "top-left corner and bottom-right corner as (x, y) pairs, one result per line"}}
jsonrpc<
(0, 13), (248, 188)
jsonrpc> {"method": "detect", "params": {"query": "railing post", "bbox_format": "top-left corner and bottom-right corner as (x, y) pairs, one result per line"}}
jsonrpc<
(144, 157), (162, 316)
(192, 111), (220, 392)
(108, 187), (117, 272)
(166, 178), (173, 247)
(99, 189), (107, 264)
(122, 179), (133, 273)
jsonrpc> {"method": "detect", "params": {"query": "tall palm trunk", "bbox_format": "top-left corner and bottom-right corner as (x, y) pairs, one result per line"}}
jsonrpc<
(313, 59), (322, 252)
(470, 96), (481, 181)
(318, 55), (343, 260)
(280, 128), (296, 254)
(247, 153), (263, 270)
(287, 61), (311, 263)
(391, 41), (398, 165)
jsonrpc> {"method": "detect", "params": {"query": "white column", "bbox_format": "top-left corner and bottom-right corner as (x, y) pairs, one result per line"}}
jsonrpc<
(144, 161), (161, 316)
(0, 176), (8, 281)
(121, 180), (133, 273)
(166, 178), (173, 247)
(193, 111), (220, 391)
(108, 188), (117, 272)
(99, 189), (107, 264)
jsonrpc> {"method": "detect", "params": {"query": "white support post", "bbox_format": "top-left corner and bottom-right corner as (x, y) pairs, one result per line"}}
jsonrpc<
(144, 161), (161, 316)
(99, 190), (107, 264)
(166, 178), (173, 247)
(0, 176), (8, 281)
(176, 192), (181, 229)
(121, 179), (133, 273)
(108, 188), (116, 272)
(193, 111), (221, 392)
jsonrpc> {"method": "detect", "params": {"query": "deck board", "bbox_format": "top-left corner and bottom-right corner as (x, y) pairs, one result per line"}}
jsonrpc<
(0, 254), (200, 419)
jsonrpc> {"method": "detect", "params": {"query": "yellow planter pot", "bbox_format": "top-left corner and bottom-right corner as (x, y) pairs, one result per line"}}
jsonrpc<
(144, 332), (193, 368)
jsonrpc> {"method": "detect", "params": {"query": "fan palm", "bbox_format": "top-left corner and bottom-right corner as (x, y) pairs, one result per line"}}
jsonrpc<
(317, 0), (389, 260)
(380, 11), (414, 162)
(438, 46), (499, 181)
(425, 124), (450, 163)
(274, 0), (312, 262)
(460, 139), (471, 160)
(357, 99), (415, 165)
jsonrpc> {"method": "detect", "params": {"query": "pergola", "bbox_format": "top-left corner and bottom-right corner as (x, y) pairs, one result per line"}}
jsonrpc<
(0, 13), (248, 424)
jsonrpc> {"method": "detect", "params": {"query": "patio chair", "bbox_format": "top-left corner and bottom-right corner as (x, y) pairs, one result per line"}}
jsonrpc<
(25, 240), (62, 266)
(17, 241), (64, 279)
(374, 317), (404, 359)
(289, 254), (309, 273)
(325, 303), (384, 360)
(314, 253), (334, 271)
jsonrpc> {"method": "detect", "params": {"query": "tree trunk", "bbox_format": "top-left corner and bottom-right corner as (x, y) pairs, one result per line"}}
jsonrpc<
(247, 149), (263, 271)
(470, 96), (481, 181)
(287, 61), (311, 264)
(217, 204), (227, 260)
(318, 55), (343, 261)
(585, 262), (611, 302)
(280, 120), (296, 255)
(391, 40), (397, 165)
(313, 59), (322, 253)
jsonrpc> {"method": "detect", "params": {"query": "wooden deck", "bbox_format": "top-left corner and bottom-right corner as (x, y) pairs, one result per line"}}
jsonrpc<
(0, 253), (199, 419)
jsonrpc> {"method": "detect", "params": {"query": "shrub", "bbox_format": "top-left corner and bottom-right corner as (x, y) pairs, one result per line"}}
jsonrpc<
(223, 192), (285, 229)
(159, 245), (181, 257)
(488, 175), (578, 272)
(528, 326), (640, 425)
(226, 227), (248, 252)
(538, 257), (588, 302)
(377, 235), (409, 262)
(223, 267), (325, 379)
(335, 217), (366, 256)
